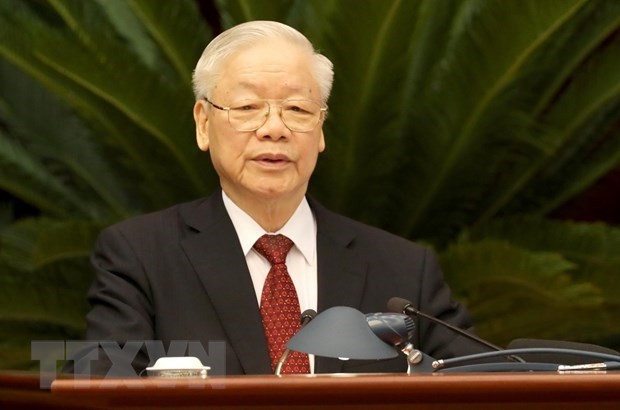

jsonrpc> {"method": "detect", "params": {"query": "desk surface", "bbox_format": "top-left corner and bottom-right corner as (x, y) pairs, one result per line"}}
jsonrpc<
(4, 371), (620, 409)
(53, 372), (620, 409)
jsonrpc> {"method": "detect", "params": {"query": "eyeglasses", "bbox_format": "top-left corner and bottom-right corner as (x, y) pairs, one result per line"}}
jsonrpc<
(204, 98), (327, 132)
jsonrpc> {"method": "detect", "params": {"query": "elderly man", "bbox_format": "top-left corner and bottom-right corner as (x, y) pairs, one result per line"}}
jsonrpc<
(69, 20), (483, 377)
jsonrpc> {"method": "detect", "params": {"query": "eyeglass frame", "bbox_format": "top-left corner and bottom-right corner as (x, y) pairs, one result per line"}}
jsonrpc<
(203, 97), (328, 133)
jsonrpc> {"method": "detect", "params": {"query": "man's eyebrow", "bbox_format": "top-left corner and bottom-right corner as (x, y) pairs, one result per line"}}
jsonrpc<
(235, 81), (259, 90)
(234, 81), (307, 92)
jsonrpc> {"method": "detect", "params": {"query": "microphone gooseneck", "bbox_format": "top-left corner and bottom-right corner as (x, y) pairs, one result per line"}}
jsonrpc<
(388, 297), (620, 373)
(387, 297), (524, 363)
(275, 309), (317, 376)
(432, 348), (620, 371)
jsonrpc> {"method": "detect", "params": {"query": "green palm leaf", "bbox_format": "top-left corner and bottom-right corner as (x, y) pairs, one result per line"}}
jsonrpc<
(0, 59), (135, 218)
(515, 36), (620, 215)
(0, 260), (91, 369)
(465, 216), (620, 267)
(0, 218), (105, 271)
(0, 135), (78, 218)
(398, 0), (591, 240)
(439, 239), (611, 345)
(216, 0), (297, 27)
(310, 0), (435, 225)
(453, 217), (620, 344)
(0, 0), (214, 206)
(126, 0), (212, 83)
(471, 0), (620, 224)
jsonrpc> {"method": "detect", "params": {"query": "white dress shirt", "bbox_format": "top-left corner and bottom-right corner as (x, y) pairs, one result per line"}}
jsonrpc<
(221, 191), (318, 371)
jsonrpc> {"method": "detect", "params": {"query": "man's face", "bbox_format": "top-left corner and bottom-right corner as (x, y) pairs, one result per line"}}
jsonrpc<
(193, 39), (326, 204)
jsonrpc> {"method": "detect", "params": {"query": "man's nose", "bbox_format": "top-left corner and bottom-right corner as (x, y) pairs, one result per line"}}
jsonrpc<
(256, 106), (290, 139)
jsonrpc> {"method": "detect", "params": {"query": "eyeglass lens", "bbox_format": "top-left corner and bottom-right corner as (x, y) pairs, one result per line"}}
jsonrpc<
(227, 99), (322, 132)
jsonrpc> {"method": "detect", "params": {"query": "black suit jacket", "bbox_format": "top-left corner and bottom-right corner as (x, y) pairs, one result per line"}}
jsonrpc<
(69, 191), (485, 376)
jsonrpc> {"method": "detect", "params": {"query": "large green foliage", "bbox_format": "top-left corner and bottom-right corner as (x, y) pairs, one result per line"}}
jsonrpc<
(0, 0), (619, 369)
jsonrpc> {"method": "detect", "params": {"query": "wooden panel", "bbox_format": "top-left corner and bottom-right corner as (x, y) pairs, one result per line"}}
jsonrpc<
(52, 373), (620, 409)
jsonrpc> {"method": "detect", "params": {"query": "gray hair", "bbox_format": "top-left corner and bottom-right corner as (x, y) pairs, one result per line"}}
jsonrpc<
(192, 21), (334, 105)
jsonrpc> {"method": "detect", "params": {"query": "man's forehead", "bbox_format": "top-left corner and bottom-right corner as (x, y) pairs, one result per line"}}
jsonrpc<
(215, 49), (318, 97)
(222, 39), (309, 68)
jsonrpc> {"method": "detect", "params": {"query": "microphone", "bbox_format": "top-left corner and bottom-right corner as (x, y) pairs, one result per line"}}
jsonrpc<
(299, 309), (317, 326)
(365, 312), (415, 348)
(388, 297), (620, 373)
(387, 297), (524, 363)
(366, 312), (435, 374)
(275, 309), (317, 375)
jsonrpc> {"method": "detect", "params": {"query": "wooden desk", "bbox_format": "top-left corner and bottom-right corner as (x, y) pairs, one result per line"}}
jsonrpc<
(0, 371), (89, 409)
(48, 372), (620, 409)
(3, 372), (620, 409)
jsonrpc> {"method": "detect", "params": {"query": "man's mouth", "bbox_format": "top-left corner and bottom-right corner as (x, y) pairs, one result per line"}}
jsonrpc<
(254, 154), (291, 165)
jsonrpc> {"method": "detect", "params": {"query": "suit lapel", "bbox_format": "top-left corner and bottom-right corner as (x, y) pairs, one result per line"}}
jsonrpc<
(309, 198), (368, 373)
(179, 193), (272, 374)
(177, 194), (367, 375)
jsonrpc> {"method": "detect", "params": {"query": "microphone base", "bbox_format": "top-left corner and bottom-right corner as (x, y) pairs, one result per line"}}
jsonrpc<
(405, 350), (436, 374)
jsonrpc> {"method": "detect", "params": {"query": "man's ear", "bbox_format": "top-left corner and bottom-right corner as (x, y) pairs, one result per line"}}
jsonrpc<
(193, 100), (209, 151)
(318, 129), (326, 153)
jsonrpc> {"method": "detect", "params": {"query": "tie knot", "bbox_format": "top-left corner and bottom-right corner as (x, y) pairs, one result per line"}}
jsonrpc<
(254, 234), (294, 266)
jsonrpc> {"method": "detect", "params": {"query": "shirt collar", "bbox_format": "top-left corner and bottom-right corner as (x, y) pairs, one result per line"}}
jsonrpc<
(222, 191), (316, 264)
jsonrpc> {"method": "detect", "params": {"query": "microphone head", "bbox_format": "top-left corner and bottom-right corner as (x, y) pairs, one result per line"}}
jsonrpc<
(300, 309), (317, 325)
(387, 297), (413, 314)
(366, 312), (415, 347)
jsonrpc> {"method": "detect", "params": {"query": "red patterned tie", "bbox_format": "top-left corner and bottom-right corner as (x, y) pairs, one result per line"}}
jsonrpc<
(254, 234), (310, 374)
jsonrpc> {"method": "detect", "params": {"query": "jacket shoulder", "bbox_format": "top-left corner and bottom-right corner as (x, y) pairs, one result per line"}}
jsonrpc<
(308, 196), (429, 254)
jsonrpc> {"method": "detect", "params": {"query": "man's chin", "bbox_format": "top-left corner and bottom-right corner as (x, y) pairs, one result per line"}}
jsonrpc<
(247, 184), (307, 202)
